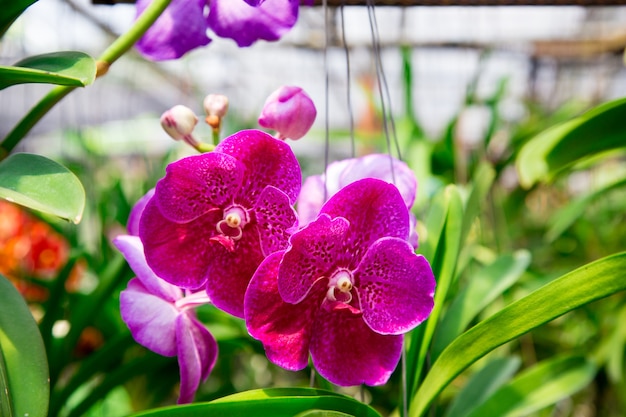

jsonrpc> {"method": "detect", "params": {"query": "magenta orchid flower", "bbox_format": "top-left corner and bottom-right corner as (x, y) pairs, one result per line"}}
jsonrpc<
(139, 129), (301, 318)
(258, 86), (317, 140)
(135, 0), (304, 61)
(297, 154), (419, 247)
(115, 235), (217, 404)
(245, 178), (436, 386)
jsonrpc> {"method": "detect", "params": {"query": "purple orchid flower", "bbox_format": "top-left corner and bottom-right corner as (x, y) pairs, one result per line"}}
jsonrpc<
(245, 178), (436, 386)
(135, 0), (303, 61)
(297, 154), (420, 247)
(139, 129), (301, 318)
(115, 235), (217, 404)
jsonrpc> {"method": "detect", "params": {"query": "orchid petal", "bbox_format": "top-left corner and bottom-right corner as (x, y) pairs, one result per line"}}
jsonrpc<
(176, 313), (218, 404)
(120, 278), (179, 357)
(127, 188), (155, 236)
(338, 155), (417, 209)
(208, 0), (299, 47)
(216, 129), (301, 206)
(321, 178), (410, 268)
(278, 214), (350, 304)
(113, 235), (182, 302)
(355, 237), (435, 335)
(154, 152), (243, 223)
(205, 227), (266, 318)
(310, 305), (404, 386)
(297, 175), (325, 227)
(254, 186), (298, 256)
(135, 0), (212, 61)
(245, 252), (324, 370)
(140, 198), (222, 289)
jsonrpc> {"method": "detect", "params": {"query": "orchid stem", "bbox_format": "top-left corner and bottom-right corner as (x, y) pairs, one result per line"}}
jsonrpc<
(0, 0), (172, 160)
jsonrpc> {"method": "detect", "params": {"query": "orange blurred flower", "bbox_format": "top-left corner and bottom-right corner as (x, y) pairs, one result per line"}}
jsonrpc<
(0, 200), (73, 302)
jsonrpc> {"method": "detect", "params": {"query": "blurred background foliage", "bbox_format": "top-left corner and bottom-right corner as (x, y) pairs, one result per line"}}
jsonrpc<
(1, 1), (626, 416)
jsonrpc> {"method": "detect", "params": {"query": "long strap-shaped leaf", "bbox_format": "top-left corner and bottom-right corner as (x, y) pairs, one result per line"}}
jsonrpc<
(128, 388), (382, 417)
(409, 251), (626, 417)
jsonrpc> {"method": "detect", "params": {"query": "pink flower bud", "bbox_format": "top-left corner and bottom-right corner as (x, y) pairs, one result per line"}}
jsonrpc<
(203, 94), (229, 118)
(160, 105), (198, 141)
(258, 86), (316, 140)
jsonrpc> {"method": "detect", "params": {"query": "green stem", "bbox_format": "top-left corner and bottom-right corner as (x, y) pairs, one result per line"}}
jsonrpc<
(0, 0), (172, 159)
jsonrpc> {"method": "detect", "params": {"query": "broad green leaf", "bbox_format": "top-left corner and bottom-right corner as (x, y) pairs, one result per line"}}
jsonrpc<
(409, 251), (626, 417)
(445, 356), (521, 417)
(127, 388), (381, 417)
(409, 186), (464, 396)
(432, 250), (531, 359)
(546, 174), (626, 242)
(0, 0), (38, 38)
(0, 51), (96, 90)
(466, 355), (596, 417)
(516, 96), (626, 188)
(294, 410), (353, 417)
(0, 274), (49, 417)
(0, 153), (85, 223)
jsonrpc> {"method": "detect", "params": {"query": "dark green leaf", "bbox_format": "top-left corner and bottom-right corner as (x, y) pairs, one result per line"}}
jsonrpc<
(466, 355), (596, 417)
(0, 51), (96, 90)
(0, 0), (38, 38)
(516, 97), (626, 187)
(0, 153), (85, 223)
(409, 251), (626, 417)
(0, 274), (49, 417)
(445, 356), (521, 417)
(432, 250), (531, 359)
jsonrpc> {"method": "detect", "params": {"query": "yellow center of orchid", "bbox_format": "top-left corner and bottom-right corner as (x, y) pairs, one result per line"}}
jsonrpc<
(216, 205), (249, 241)
(327, 269), (354, 304)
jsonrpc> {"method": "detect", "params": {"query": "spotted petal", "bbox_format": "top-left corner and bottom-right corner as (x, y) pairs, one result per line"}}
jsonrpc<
(176, 314), (218, 404)
(310, 304), (404, 386)
(216, 129), (301, 206)
(245, 252), (325, 370)
(355, 237), (435, 335)
(205, 225), (266, 318)
(208, 0), (299, 47)
(278, 214), (350, 304)
(154, 152), (243, 223)
(140, 198), (222, 289)
(254, 185), (298, 256)
(321, 178), (410, 269)
(135, 0), (212, 61)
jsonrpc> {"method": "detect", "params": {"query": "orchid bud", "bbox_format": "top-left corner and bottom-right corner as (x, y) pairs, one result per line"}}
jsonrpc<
(160, 105), (198, 142)
(203, 94), (229, 131)
(258, 86), (316, 140)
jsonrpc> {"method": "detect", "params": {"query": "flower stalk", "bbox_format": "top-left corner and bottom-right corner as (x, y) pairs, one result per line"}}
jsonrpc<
(0, 0), (173, 160)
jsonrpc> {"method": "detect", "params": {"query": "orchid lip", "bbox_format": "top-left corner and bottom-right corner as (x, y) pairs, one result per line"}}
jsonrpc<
(326, 269), (355, 304)
(216, 204), (249, 241)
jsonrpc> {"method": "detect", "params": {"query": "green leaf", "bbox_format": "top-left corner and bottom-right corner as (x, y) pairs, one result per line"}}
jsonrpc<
(516, 96), (626, 188)
(466, 355), (596, 417)
(0, 274), (49, 417)
(0, 51), (96, 90)
(294, 410), (354, 417)
(0, 153), (85, 223)
(409, 251), (626, 417)
(409, 186), (464, 396)
(432, 250), (531, 359)
(127, 388), (381, 417)
(445, 356), (521, 417)
(0, 0), (38, 38)
(460, 162), (495, 246)
(546, 174), (626, 242)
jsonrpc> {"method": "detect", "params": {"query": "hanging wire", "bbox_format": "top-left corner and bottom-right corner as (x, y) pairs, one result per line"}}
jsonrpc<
(340, 4), (356, 158)
(323, 0), (331, 201)
(365, 0), (399, 184)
